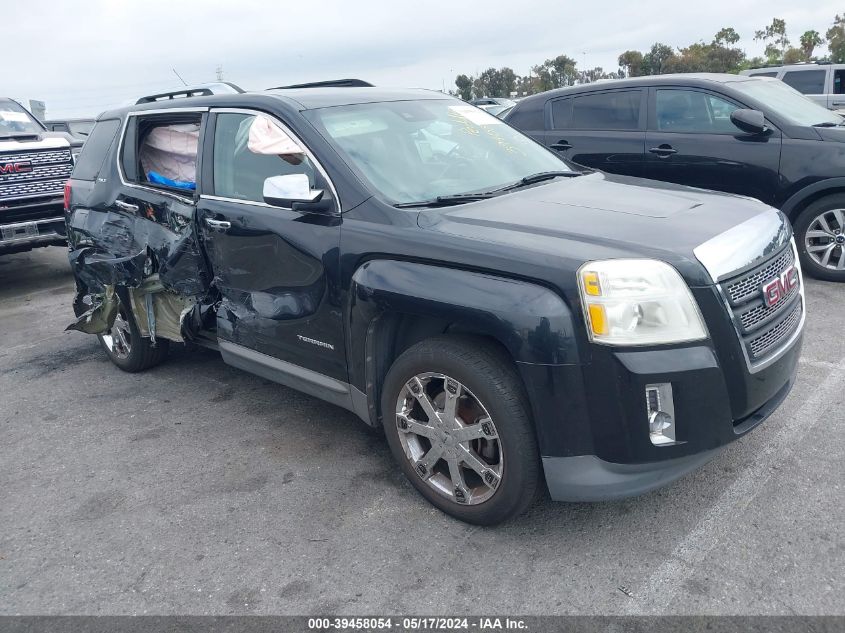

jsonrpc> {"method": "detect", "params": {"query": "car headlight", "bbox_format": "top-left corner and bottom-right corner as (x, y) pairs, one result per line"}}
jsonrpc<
(578, 259), (708, 346)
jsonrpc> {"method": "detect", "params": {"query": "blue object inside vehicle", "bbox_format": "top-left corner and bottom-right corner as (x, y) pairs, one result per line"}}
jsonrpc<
(147, 171), (196, 190)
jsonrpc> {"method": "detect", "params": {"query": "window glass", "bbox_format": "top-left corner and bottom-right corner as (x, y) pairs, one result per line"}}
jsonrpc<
(0, 99), (43, 135)
(732, 79), (841, 126)
(305, 99), (571, 205)
(551, 98), (572, 129)
(571, 91), (642, 130)
(834, 70), (845, 95)
(749, 71), (778, 78)
(133, 117), (201, 192)
(506, 100), (544, 131)
(212, 113), (316, 203)
(656, 90), (741, 133)
(71, 119), (120, 180)
(781, 70), (826, 94)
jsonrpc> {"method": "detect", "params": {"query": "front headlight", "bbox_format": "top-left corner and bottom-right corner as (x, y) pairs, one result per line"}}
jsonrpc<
(578, 259), (708, 346)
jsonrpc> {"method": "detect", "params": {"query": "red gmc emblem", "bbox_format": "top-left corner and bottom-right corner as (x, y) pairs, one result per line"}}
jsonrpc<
(0, 161), (33, 174)
(762, 265), (799, 308)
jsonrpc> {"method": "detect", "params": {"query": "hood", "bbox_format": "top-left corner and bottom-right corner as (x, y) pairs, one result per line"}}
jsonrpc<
(813, 126), (845, 143)
(42, 130), (83, 148)
(416, 172), (784, 286)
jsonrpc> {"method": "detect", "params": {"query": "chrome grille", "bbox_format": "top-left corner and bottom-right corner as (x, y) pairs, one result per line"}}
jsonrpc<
(720, 243), (803, 367)
(0, 148), (72, 165)
(737, 280), (800, 333)
(0, 178), (67, 200)
(0, 147), (73, 204)
(0, 163), (73, 183)
(725, 248), (794, 305)
(749, 300), (803, 358)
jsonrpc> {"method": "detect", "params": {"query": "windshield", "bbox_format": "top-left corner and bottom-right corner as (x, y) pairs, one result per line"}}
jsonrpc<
(732, 78), (842, 127)
(0, 99), (43, 136)
(305, 99), (571, 204)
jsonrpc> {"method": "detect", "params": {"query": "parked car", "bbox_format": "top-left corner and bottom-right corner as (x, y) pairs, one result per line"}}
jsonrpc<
(470, 97), (515, 111)
(65, 83), (803, 525)
(486, 103), (515, 118)
(0, 97), (81, 255)
(43, 118), (96, 141)
(505, 73), (845, 281)
(740, 62), (845, 110)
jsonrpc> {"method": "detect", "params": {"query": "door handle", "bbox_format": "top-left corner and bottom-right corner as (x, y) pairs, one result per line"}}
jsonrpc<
(204, 218), (231, 230)
(832, 101), (845, 106)
(114, 200), (139, 213)
(649, 145), (677, 157)
(550, 140), (573, 151)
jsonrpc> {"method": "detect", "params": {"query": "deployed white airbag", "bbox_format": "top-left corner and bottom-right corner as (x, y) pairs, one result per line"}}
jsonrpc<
(139, 123), (200, 183)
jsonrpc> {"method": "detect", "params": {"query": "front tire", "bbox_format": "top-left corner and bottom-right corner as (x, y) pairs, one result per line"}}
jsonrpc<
(381, 336), (540, 525)
(98, 298), (169, 372)
(794, 194), (845, 282)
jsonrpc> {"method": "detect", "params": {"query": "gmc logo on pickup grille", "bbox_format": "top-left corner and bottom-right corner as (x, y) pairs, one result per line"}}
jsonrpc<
(0, 161), (33, 174)
(762, 265), (799, 308)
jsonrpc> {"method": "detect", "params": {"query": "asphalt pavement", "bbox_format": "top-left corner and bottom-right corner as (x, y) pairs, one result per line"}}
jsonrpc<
(0, 246), (842, 615)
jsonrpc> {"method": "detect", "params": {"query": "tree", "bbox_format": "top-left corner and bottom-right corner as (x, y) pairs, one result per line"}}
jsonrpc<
(714, 27), (741, 46)
(454, 74), (473, 101)
(618, 50), (644, 77)
(800, 30), (823, 60)
(783, 48), (804, 64)
(641, 43), (676, 75)
(755, 18), (790, 63)
(828, 14), (845, 63)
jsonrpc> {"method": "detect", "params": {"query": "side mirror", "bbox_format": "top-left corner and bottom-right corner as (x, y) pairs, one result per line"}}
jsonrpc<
(730, 109), (768, 135)
(263, 174), (324, 207)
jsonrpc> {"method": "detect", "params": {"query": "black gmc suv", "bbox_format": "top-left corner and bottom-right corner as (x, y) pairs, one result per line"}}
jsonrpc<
(65, 85), (804, 524)
(0, 98), (81, 254)
(505, 74), (845, 282)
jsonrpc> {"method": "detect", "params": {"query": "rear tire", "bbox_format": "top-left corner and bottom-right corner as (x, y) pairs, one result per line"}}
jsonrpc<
(381, 336), (540, 525)
(98, 298), (169, 373)
(794, 194), (845, 282)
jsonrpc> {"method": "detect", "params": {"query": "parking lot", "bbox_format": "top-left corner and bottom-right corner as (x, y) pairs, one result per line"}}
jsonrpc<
(0, 245), (843, 616)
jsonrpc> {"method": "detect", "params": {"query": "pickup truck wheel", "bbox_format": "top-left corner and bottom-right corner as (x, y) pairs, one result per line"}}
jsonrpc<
(795, 195), (845, 281)
(98, 300), (169, 373)
(381, 337), (540, 525)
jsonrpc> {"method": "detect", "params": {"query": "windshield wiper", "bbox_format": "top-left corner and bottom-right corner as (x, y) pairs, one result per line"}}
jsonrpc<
(494, 170), (582, 193)
(395, 192), (496, 208)
(813, 121), (840, 127)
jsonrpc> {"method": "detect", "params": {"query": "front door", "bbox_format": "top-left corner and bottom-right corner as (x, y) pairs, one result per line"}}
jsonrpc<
(644, 88), (782, 204)
(197, 110), (346, 382)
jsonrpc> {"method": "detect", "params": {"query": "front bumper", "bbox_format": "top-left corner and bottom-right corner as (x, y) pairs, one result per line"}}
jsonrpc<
(0, 217), (67, 254)
(519, 322), (802, 502)
(541, 368), (796, 501)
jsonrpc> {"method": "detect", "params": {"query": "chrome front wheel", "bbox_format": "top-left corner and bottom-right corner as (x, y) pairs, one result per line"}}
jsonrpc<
(804, 208), (845, 270)
(396, 373), (503, 506)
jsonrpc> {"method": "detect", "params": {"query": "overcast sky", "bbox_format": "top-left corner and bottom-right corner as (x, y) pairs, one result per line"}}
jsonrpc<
(5, 1), (843, 119)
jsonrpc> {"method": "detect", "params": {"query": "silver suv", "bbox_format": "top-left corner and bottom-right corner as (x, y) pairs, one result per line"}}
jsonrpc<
(741, 62), (845, 110)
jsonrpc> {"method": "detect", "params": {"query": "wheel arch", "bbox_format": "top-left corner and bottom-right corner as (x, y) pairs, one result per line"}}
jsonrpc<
(781, 179), (845, 221)
(347, 259), (581, 427)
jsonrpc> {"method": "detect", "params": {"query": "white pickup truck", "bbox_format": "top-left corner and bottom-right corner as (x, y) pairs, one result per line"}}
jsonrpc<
(0, 98), (81, 255)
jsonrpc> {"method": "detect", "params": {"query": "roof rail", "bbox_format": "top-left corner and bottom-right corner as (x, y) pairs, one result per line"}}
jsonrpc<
(748, 59), (833, 70)
(136, 82), (245, 104)
(269, 78), (374, 90)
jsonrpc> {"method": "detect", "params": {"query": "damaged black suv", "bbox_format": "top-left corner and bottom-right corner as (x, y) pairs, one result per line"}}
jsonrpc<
(65, 84), (804, 525)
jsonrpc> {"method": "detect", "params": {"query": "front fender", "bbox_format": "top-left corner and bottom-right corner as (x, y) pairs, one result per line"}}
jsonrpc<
(347, 259), (590, 455)
(349, 259), (579, 369)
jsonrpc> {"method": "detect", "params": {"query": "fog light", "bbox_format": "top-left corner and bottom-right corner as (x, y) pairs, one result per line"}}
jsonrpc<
(645, 383), (677, 446)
